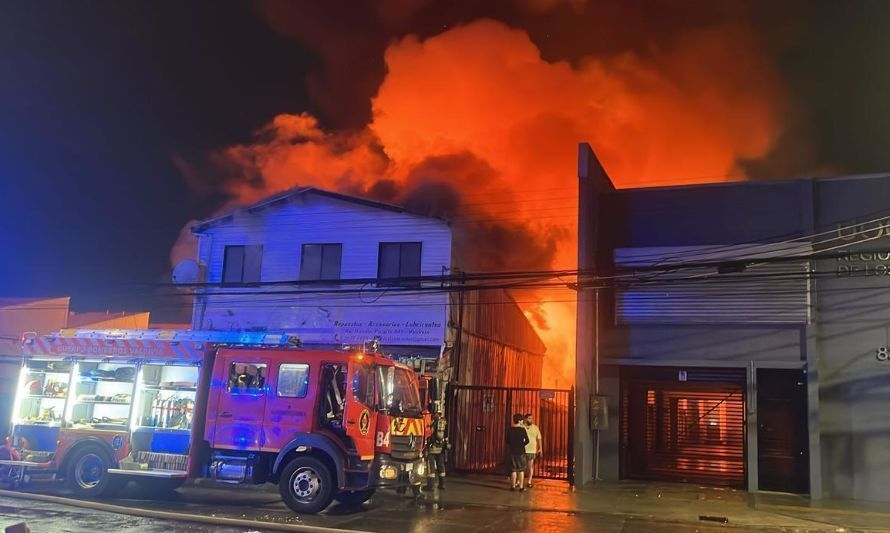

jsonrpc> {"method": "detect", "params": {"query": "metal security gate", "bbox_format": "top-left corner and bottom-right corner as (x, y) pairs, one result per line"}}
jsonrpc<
(446, 385), (574, 484)
(621, 366), (747, 487)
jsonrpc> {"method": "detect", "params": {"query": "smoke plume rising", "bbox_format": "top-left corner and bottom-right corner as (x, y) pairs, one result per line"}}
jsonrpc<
(180, 16), (785, 386)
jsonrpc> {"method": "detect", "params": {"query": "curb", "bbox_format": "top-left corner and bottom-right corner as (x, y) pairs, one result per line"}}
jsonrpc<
(423, 489), (853, 531)
(0, 489), (369, 533)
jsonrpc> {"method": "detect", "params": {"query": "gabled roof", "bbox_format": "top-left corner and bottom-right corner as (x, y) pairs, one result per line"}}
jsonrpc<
(192, 187), (447, 233)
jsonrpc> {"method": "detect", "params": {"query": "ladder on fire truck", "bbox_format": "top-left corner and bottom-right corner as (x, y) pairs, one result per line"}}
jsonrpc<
(21, 328), (302, 359)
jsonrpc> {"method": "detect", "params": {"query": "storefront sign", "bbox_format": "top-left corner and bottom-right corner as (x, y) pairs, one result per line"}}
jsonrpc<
(836, 251), (890, 276)
(201, 299), (447, 346)
(836, 218), (890, 241)
(835, 219), (890, 277)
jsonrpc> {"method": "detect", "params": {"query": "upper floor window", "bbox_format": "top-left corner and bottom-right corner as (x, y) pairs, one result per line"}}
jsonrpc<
(300, 244), (342, 281)
(378, 242), (422, 286)
(223, 245), (263, 284)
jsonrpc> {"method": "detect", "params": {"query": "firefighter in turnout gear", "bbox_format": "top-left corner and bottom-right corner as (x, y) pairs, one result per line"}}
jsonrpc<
(425, 411), (450, 490)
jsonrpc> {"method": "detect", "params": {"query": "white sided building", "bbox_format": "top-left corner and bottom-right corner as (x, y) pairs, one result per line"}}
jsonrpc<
(186, 188), (453, 367)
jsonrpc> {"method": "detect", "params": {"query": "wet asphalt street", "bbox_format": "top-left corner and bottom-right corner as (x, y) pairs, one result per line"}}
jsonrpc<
(0, 480), (849, 533)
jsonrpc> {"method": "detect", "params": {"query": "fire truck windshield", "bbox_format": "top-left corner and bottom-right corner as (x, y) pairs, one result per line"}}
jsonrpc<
(376, 365), (422, 417)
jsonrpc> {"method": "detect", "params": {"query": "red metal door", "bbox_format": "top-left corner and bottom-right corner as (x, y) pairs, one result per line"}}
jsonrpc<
(211, 353), (270, 451)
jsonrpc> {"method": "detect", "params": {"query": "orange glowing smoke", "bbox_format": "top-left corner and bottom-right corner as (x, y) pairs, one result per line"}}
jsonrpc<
(199, 19), (784, 387)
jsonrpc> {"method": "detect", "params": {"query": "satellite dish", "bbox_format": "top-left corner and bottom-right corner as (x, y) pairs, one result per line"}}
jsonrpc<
(172, 259), (201, 284)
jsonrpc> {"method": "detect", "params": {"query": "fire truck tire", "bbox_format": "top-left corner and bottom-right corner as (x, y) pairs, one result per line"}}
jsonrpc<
(278, 456), (335, 514)
(333, 488), (375, 506)
(67, 445), (123, 498)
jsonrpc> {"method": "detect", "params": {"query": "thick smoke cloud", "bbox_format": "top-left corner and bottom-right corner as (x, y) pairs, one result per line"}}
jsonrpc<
(179, 14), (785, 385)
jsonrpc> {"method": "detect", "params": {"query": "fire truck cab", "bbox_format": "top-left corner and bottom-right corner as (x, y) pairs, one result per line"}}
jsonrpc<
(2, 329), (428, 514)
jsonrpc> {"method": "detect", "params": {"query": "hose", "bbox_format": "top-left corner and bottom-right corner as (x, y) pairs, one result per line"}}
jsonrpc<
(0, 488), (369, 533)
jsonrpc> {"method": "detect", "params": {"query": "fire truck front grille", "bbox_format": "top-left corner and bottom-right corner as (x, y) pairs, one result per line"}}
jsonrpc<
(390, 435), (421, 460)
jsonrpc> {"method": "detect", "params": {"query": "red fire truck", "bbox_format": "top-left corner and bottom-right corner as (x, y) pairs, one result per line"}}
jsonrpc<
(1, 329), (428, 513)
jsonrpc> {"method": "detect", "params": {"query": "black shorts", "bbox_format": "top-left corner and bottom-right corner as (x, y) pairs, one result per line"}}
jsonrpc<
(510, 453), (528, 472)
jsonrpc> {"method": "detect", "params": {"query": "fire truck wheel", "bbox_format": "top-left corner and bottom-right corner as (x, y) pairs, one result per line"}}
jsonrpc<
(279, 456), (335, 514)
(67, 445), (120, 498)
(333, 488), (375, 506)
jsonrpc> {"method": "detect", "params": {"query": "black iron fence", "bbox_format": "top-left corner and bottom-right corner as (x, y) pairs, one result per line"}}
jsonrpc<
(446, 384), (574, 484)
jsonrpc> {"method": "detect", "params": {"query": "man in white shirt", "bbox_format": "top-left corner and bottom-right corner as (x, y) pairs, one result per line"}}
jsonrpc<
(523, 413), (542, 488)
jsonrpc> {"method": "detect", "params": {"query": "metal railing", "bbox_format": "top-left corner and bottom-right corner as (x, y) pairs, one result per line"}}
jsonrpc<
(446, 384), (574, 484)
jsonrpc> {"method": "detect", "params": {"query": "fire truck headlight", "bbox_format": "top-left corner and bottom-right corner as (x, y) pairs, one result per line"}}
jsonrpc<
(379, 465), (398, 480)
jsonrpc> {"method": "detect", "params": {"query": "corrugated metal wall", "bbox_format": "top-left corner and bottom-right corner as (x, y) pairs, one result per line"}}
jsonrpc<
(614, 244), (811, 325)
(451, 289), (546, 388)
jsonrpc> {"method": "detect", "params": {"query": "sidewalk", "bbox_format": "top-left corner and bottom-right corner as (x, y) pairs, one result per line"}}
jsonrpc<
(431, 475), (890, 531)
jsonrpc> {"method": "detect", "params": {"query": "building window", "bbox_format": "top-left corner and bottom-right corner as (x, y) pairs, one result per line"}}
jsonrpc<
(222, 245), (263, 283)
(300, 244), (342, 281)
(277, 363), (310, 398)
(378, 242), (422, 286)
(226, 362), (267, 395)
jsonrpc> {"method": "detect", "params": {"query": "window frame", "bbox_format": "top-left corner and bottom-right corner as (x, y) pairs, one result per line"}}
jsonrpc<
(222, 245), (245, 284)
(377, 242), (422, 287)
(222, 244), (263, 284)
(277, 363), (311, 399)
(299, 243), (343, 281)
(225, 361), (268, 396)
(351, 362), (377, 407)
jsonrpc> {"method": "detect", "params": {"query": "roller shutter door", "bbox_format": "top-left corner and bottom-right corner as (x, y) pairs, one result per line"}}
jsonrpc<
(621, 366), (746, 487)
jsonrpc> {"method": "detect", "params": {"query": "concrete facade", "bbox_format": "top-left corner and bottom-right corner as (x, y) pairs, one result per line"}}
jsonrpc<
(576, 143), (890, 501)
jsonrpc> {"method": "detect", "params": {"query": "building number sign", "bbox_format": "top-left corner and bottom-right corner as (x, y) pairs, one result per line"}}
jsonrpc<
(878, 346), (890, 361)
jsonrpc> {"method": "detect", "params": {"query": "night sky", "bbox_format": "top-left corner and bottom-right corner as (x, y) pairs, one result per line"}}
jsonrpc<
(2, 0), (890, 321)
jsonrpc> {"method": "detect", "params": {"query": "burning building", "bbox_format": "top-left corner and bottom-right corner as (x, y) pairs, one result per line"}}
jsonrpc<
(183, 187), (545, 396)
(577, 143), (890, 502)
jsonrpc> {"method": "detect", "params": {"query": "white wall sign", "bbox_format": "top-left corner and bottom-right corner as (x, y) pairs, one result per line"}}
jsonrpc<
(200, 301), (447, 347)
